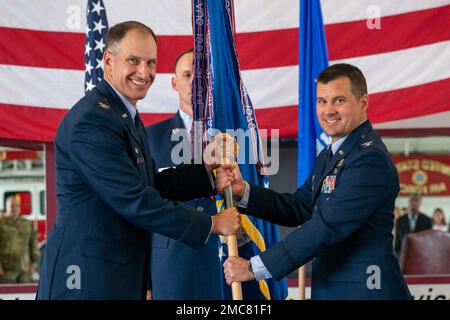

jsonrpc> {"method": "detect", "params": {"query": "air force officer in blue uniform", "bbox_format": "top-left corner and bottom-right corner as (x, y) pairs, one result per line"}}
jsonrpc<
(37, 21), (240, 300)
(146, 49), (223, 299)
(219, 64), (411, 300)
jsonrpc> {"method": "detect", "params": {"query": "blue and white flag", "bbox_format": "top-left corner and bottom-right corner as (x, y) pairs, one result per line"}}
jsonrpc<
(192, 0), (288, 300)
(84, 0), (108, 92)
(297, 0), (329, 186)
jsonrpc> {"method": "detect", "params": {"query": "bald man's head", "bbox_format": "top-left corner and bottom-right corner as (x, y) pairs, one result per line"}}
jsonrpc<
(5, 195), (21, 217)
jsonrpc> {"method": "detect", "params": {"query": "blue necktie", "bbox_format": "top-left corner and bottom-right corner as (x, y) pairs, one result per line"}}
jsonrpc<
(134, 111), (142, 129)
(322, 146), (333, 176)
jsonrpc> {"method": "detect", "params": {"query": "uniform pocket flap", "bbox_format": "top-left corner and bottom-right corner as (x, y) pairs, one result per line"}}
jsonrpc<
(326, 263), (369, 282)
(81, 238), (127, 264)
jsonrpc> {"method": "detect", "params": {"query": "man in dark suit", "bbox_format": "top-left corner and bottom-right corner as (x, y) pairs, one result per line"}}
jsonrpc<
(218, 64), (411, 299)
(146, 48), (224, 299)
(36, 21), (240, 300)
(395, 193), (432, 256)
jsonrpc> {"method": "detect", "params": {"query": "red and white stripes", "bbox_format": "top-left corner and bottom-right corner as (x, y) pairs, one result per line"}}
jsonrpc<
(1, 0), (449, 140)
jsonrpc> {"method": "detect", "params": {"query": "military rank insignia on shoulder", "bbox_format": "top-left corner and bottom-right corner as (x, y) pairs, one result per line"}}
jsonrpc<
(98, 101), (111, 110)
(361, 140), (374, 148)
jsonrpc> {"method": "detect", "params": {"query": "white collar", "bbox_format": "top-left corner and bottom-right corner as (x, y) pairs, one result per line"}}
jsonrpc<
(179, 108), (193, 132)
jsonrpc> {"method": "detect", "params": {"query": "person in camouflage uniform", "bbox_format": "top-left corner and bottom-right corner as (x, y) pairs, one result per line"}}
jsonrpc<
(0, 195), (40, 283)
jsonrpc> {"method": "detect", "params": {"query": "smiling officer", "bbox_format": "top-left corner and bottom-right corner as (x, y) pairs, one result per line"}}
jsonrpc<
(218, 63), (411, 300)
(36, 21), (241, 300)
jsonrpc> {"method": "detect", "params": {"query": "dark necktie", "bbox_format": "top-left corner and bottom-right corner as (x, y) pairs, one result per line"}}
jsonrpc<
(326, 146), (333, 162)
(134, 111), (142, 129)
(134, 110), (147, 145)
(322, 146), (333, 175)
(134, 111), (147, 147)
(133, 111), (153, 184)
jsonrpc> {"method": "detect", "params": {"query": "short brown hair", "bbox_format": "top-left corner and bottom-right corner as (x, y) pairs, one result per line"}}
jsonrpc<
(409, 192), (422, 201)
(105, 21), (158, 54)
(317, 63), (367, 99)
(173, 48), (194, 73)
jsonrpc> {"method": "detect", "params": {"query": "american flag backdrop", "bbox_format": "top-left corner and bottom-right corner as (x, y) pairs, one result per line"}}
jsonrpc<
(84, 0), (108, 92)
(0, 0), (449, 142)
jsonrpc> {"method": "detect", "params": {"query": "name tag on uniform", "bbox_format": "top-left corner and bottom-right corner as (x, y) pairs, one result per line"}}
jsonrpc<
(321, 175), (336, 193)
(137, 157), (145, 164)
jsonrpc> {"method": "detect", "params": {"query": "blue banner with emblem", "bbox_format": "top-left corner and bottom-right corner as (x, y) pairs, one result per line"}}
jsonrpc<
(298, 0), (329, 186)
(192, 0), (288, 300)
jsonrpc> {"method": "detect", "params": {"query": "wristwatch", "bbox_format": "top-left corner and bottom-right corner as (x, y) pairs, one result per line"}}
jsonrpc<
(248, 262), (254, 275)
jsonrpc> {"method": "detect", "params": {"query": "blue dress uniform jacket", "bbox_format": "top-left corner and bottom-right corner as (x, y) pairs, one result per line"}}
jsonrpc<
(242, 121), (411, 299)
(37, 81), (215, 300)
(146, 112), (223, 299)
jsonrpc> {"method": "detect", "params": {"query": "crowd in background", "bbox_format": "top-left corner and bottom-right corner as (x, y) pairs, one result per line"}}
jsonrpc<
(394, 193), (449, 257)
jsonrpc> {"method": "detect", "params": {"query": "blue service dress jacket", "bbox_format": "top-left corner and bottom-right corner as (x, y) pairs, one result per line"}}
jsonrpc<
(37, 81), (215, 300)
(146, 112), (223, 299)
(241, 121), (411, 299)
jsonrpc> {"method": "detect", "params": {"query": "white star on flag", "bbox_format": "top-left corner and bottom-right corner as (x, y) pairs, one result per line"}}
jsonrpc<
(95, 58), (104, 69)
(85, 43), (92, 56)
(218, 245), (227, 261)
(91, 1), (105, 15)
(85, 61), (93, 75)
(93, 20), (106, 34)
(85, 79), (95, 91)
(94, 38), (105, 52)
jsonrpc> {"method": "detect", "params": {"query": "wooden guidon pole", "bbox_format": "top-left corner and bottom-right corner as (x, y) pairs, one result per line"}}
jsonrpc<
(298, 265), (306, 300)
(224, 185), (243, 300)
